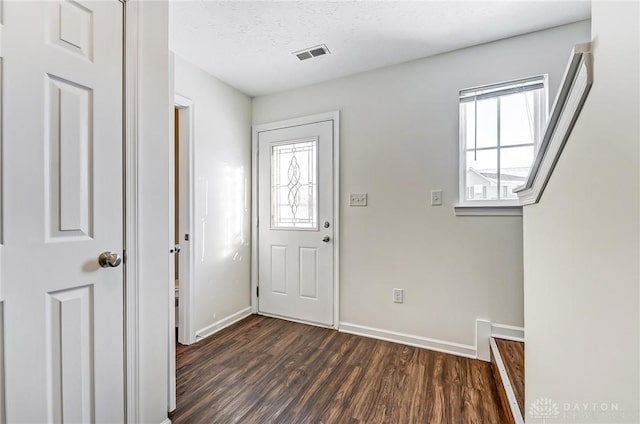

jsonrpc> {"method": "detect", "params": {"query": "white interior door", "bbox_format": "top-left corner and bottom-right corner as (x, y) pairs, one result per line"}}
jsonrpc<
(1, 1), (124, 422)
(258, 120), (334, 326)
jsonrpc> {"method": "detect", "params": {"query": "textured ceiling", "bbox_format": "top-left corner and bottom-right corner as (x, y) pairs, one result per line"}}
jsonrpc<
(169, 1), (591, 97)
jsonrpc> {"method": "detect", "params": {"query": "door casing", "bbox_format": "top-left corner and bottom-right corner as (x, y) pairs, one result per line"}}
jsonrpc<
(251, 111), (341, 329)
(123, 1), (173, 422)
(173, 94), (196, 346)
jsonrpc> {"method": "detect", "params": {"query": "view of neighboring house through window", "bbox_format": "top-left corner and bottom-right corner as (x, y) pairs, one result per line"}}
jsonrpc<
(459, 75), (547, 203)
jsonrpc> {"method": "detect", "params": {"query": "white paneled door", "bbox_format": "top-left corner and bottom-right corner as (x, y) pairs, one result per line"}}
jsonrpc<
(1, 1), (124, 422)
(258, 120), (335, 326)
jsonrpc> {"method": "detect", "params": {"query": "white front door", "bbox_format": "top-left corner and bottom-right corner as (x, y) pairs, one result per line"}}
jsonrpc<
(258, 120), (335, 326)
(1, 1), (124, 422)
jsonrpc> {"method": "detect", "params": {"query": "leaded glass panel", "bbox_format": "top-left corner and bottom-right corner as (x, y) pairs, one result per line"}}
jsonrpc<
(271, 138), (318, 229)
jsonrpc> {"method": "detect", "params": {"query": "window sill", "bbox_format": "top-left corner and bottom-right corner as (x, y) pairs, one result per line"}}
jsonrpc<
(453, 203), (523, 217)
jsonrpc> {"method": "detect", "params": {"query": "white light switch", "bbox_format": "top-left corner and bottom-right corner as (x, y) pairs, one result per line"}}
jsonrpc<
(349, 193), (368, 206)
(393, 288), (404, 304)
(431, 190), (443, 206)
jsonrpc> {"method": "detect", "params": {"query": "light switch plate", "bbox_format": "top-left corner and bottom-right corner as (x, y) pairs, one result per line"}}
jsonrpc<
(349, 193), (368, 206)
(431, 190), (443, 206)
(393, 288), (404, 304)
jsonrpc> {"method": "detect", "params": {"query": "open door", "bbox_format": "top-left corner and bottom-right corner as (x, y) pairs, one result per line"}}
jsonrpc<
(1, 1), (125, 421)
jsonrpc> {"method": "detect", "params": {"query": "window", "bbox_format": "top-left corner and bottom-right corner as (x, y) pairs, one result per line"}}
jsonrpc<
(459, 76), (547, 205)
(271, 138), (318, 229)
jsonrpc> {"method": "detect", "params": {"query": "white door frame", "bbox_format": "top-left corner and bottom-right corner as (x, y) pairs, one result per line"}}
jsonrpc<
(123, 1), (140, 422)
(173, 94), (196, 346)
(251, 111), (341, 329)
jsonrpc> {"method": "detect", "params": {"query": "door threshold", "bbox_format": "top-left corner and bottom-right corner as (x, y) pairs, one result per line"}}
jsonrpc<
(257, 312), (335, 330)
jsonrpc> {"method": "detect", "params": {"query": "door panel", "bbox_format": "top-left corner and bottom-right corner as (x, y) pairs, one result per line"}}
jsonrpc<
(46, 74), (94, 241)
(258, 121), (334, 326)
(1, 1), (124, 422)
(299, 247), (318, 299)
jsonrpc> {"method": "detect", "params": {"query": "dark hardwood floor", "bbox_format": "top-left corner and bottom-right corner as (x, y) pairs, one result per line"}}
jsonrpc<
(494, 338), (525, 416)
(170, 315), (509, 423)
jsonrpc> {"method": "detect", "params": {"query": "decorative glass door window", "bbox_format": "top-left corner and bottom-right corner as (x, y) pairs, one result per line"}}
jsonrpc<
(271, 138), (318, 229)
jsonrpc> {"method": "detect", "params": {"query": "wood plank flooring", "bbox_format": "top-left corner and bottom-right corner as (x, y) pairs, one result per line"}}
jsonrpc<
(494, 338), (525, 416)
(170, 315), (509, 423)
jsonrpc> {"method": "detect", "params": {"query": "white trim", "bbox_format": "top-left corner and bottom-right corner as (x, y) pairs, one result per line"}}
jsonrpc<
(475, 319), (492, 362)
(173, 93), (196, 345)
(515, 42), (593, 205)
(195, 307), (252, 341)
(251, 111), (341, 329)
(331, 114), (340, 329)
(454, 204), (522, 216)
(339, 322), (477, 359)
(123, 1), (140, 422)
(492, 323), (525, 342)
(167, 53), (176, 414)
(490, 337), (525, 424)
(458, 74), (548, 207)
(250, 126), (259, 314)
(159, 419), (172, 424)
(258, 312), (333, 329)
(0, 301), (5, 424)
(476, 320), (525, 362)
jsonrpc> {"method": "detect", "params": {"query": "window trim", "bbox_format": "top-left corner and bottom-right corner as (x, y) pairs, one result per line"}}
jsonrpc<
(457, 75), (548, 210)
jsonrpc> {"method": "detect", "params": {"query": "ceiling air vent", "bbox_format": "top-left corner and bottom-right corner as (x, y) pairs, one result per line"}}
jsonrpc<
(293, 44), (330, 61)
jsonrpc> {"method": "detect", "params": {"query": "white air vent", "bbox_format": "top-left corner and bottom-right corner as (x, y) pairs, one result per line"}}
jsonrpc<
(293, 44), (330, 61)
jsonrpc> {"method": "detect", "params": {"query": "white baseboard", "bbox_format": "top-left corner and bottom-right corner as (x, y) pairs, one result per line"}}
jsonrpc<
(160, 419), (172, 424)
(475, 319), (492, 362)
(195, 307), (252, 341)
(338, 322), (476, 359)
(492, 323), (525, 342)
(490, 337), (525, 424)
(476, 320), (525, 362)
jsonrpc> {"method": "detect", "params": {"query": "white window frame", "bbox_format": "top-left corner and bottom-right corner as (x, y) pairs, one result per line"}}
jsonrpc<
(456, 75), (548, 215)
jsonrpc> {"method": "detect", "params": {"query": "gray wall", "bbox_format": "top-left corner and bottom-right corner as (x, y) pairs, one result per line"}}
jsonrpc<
(523, 3), (639, 422)
(174, 56), (252, 338)
(253, 21), (591, 348)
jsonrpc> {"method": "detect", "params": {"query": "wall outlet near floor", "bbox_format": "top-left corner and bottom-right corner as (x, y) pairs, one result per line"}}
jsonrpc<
(431, 189), (443, 206)
(393, 288), (404, 304)
(349, 193), (368, 206)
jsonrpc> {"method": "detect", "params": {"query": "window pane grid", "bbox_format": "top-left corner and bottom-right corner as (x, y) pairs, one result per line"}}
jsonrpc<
(460, 76), (546, 202)
(466, 143), (534, 152)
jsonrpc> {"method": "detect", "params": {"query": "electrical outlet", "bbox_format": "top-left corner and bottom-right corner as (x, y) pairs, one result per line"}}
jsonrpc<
(349, 193), (368, 206)
(393, 288), (404, 304)
(431, 189), (443, 206)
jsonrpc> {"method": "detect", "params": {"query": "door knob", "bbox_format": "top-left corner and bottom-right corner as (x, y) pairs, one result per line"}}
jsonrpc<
(322, 236), (330, 243)
(98, 252), (122, 268)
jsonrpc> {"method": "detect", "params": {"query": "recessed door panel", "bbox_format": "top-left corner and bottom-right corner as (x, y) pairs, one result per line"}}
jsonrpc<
(299, 247), (318, 299)
(47, 286), (94, 423)
(53, 0), (93, 61)
(271, 246), (287, 294)
(46, 75), (93, 240)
